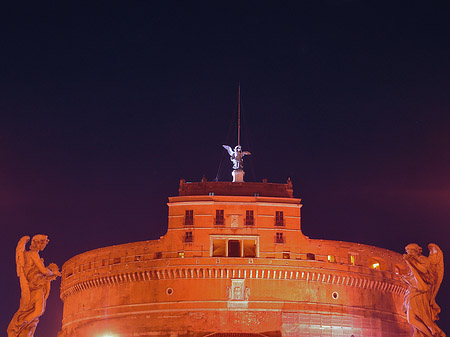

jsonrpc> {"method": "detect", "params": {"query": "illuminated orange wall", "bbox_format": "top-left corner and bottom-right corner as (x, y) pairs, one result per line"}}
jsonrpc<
(58, 182), (410, 336)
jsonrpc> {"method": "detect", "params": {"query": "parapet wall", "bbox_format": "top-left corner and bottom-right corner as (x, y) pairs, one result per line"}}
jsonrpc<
(61, 238), (407, 295)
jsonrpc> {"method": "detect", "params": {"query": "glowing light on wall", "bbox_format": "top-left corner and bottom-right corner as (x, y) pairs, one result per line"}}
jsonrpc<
(371, 262), (380, 269)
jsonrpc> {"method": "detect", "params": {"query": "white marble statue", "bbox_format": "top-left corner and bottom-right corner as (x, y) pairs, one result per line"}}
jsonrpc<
(222, 145), (251, 171)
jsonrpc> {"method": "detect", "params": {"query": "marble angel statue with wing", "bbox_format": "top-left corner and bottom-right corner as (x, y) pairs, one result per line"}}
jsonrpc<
(402, 243), (445, 337)
(7, 235), (61, 337)
(222, 145), (251, 171)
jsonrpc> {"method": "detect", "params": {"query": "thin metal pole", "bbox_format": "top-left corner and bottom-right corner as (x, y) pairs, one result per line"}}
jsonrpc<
(237, 82), (241, 146)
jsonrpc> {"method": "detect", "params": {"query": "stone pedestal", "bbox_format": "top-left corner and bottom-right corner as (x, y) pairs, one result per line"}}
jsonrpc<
(232, 169), (245, 182)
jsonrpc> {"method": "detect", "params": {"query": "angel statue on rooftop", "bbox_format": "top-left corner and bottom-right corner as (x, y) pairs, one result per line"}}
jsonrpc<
(222, 144), (251, 182)
(401, 243), (445, 337)
(222, 145), (251, 171)
(7, 235), (61, 337)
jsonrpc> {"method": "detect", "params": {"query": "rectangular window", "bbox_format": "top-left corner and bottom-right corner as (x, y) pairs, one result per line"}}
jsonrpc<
(306, 253), (316, 260)
(243, 239), (257, 257)
(275, 211), (284, 226)
(283, 252), (290, 259)
(215, 209), (225, 225)
(184, 231), (193, 243)
(154, 252), (162, 259)
(185, 210), (194, 226)
(212, 239), (226, 257)
(211, 236), (259, 258)
(113, 257), (121, 264)
(245, 210), (254, 226)
(328, 255), (336, 263)
(275, 232), (285, 243)
(178, 251), (185, 258)
(349, 254), (356, 266)
(228, 240), (241, 257)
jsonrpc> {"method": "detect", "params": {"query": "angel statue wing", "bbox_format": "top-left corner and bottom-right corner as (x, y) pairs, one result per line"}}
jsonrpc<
(16, 236), (31, 305)
(428, 243), (444, 321)
(222, 145), (234, 156)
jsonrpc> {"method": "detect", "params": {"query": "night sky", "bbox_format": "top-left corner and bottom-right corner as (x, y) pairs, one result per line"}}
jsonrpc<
(1, 2), (450, 335)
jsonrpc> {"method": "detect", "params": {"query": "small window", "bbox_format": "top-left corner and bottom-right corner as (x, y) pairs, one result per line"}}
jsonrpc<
(275, 211), (284, 226)
(112, 257), (121, 264)
(245, 210), (254, 226)
(178, 251), (185, 258)
(368, 257), (382, 270)
(215, 210), (225, 225)
(154, 252), (162, 259)
(283, 252), (290, 259)
(184, 231), (193, 243)
(328, 255), (336, 263)
(349, 254), (357, 266)
(185, 210), (194, 226)
(102, 259), (107, 266)
(135, 255), (141, 262)
(275, 232), (285, 243)
(306, 253), (316, 260)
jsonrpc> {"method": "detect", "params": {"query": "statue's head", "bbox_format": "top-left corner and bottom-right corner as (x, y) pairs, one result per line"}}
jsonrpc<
(234, 145), (241, 152)
(405, 243), (422, 256)
(30, 234), (49, 251)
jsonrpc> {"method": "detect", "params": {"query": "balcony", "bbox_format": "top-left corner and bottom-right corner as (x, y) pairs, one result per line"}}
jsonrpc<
(274, 235), (286, 244)
(184, 218), (194, 227)
(274, 219), (285, 227)
(183, 236), (193, 243)
(214, 218), (225, 226)
(245, 217), (254, 226)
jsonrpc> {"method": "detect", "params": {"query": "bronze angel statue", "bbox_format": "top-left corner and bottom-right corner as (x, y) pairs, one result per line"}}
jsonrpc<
(7, 235), (61, 337)
(222, 145), (251, 171)
(402, 243), (445, 337)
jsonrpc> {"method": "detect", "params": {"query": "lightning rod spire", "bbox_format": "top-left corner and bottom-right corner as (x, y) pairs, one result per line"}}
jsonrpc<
(222, 83), (251, 182)
(238, 82), (241, 147)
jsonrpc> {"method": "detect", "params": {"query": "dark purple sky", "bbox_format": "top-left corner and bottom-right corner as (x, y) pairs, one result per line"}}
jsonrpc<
(1, 2), (450, 335)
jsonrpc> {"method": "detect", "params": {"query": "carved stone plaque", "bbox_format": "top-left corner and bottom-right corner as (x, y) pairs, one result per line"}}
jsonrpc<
(230, 215), (239, 227)
(227, 279), (250, 309)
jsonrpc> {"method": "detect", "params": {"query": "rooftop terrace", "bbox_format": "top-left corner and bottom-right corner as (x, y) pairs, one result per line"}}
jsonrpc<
(178, 177), (294, 198)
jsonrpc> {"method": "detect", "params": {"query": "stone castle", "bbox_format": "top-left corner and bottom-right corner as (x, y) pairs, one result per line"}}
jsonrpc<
(58, 177), (410, 336)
